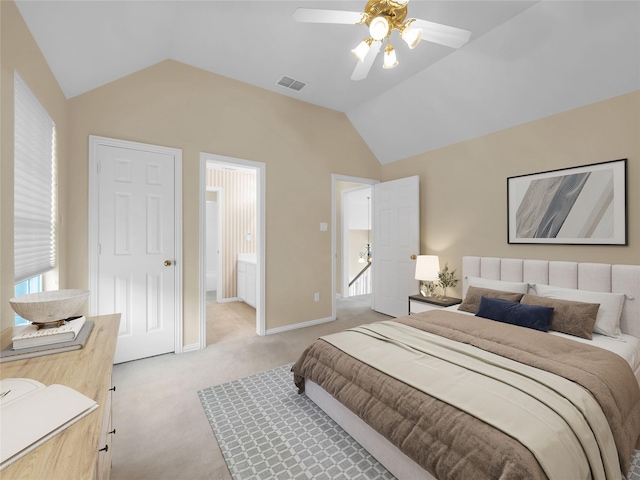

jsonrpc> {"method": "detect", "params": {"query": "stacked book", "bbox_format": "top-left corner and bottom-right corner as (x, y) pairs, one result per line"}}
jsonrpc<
(0, 317), (94, 363)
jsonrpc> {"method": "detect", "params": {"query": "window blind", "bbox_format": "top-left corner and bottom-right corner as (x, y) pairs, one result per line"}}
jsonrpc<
(14, 73), (56, 283)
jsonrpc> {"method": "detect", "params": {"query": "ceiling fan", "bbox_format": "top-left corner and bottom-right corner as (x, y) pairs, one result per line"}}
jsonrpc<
(293, 0), (471, 81)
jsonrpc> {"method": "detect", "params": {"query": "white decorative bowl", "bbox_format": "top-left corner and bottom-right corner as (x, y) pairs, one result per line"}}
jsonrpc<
(9, 289), (90, 324)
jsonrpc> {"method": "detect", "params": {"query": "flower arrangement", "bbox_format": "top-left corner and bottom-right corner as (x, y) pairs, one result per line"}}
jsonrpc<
(436, 263), (459, 300)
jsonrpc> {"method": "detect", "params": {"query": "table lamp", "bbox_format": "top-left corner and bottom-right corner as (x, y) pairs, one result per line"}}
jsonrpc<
(415, 255), (440, 297)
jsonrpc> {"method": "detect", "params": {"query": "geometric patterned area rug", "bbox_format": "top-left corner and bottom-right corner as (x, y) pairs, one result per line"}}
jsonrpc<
(630, 454), (640, 480)
(199, 364), (640, 480)
(198, 364), (394, 480)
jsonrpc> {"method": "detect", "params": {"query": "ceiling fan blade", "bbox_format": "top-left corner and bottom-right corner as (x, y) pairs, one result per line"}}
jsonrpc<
(351, 41), (382, 81)
(411, 19), (471, 49)
(293, 8), (365, 25)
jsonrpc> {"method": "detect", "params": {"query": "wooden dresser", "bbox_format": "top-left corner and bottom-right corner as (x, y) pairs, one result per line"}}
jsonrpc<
(0, 314), (120, 480)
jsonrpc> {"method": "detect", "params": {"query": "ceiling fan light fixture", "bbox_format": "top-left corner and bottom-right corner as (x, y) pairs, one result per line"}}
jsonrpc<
(383, 43), (398, 69)
(401, 24), (423, 49)
(294, 1), (473, 80)
(369, 16), (390, 40)
(351, 38), (373, 63)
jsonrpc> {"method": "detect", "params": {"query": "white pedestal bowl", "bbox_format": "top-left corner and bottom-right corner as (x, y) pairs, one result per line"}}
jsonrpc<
(9, 289), (90, 324)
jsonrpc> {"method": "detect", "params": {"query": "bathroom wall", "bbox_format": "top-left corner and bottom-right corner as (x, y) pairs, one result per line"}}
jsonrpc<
(206, 168), (257, 299)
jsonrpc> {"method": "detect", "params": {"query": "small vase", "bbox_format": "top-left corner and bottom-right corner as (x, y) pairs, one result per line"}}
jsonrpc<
(441, 287), (448, 301)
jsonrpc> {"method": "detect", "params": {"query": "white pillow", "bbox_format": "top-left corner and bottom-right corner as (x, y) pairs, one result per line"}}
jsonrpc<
(466, 276), (529, 294)
(533, 284), (624, 338)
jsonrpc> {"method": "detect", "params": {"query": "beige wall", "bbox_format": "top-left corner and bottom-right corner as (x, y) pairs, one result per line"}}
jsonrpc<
(0, 1), (70, 332)
(65, 59), (381, 343)
(382, 91), (640, 299)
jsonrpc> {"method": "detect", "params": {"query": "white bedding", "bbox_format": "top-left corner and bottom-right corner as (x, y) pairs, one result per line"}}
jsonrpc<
(444, 304), (640, 384)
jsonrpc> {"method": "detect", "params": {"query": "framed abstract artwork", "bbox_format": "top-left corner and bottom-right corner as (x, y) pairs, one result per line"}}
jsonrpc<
(507, 159), (627, 245)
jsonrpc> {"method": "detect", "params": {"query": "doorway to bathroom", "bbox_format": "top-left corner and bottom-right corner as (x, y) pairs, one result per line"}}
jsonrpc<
(199, 153), (265, 348)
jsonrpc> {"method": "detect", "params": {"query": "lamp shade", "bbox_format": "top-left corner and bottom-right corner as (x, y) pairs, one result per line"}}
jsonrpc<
(351, 38), (373, 63)
(383, 43), (398, 69)
(401, 25), (423, 49)
(415, 255), (440, 281)
(369, 16), (390, 40)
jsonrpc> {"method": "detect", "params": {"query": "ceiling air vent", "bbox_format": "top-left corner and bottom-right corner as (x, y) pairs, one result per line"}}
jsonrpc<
(276, 76), (307, 92)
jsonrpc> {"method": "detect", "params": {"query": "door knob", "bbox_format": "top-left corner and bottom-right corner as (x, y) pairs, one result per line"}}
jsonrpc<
(410, 255), (417, 260)
(164, 260), (172, 266)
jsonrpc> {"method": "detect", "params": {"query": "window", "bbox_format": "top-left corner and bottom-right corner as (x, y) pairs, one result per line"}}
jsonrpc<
(14, 276), (42, 325)
(14, 73), (56, 288)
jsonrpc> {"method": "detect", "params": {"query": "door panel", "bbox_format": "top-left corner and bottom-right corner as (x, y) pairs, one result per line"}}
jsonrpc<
(372, 176), (420, 317)
(97, 144), (177, 364)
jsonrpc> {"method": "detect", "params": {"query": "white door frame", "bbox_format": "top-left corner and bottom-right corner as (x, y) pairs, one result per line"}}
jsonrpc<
(199, 153), (266, 348)
(331, 174), (378, 320)
(88, 135), (184, 354)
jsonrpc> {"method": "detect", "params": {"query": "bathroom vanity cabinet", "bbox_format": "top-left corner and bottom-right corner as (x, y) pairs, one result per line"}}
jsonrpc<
(237, 253), (256, 308)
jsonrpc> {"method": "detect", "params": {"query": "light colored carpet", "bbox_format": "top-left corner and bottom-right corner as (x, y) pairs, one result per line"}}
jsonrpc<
(111, 295), (386, 480)
(198, 364), (394, 480)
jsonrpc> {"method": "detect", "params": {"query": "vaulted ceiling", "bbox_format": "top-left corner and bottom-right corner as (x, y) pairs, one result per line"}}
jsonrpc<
(15, 1), (640, 164)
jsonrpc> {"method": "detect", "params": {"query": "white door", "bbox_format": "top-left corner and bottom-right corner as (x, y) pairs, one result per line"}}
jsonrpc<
(372, 176), (420, 318)
(92, 139), (180, 364)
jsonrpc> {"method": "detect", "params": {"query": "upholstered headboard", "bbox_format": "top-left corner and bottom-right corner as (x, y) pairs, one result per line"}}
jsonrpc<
(462, 256), (640, 338)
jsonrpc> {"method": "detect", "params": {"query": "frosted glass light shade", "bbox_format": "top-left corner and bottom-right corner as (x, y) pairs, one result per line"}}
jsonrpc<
(369, 16), (390, 40)
(351, 38), (373, 63)
(415, 255), (440, 281)
(383, 44), (398, 69)
(401, 25), (423, 49)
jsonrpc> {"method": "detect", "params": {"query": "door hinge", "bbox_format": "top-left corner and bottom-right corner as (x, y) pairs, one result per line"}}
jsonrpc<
(98, 243), (102, 255)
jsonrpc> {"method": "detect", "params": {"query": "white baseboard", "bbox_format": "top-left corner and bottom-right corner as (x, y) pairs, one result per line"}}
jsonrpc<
(182, 342), (201, 353)
(184, 315), (336, 350)
(217, 297), (239, 304)
(266, 315), (335, 335)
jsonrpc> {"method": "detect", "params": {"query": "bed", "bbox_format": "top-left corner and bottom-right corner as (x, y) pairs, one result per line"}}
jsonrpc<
(292, 256), (640, 480)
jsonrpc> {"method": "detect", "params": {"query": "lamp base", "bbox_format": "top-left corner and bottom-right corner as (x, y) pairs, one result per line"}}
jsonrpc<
(419, 281), (436, 297)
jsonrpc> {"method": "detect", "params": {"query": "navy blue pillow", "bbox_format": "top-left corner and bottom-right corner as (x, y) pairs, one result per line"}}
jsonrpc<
(475, 297), (554, 332)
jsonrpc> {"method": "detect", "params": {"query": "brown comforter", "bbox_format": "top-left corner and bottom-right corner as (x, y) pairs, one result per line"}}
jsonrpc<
(292, 310), (640, 480)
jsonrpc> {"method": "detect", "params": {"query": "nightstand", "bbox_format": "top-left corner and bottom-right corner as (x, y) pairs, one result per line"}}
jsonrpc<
(408, 294), (462, 315)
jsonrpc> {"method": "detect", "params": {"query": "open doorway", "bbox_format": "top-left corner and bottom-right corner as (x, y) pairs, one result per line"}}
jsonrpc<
(332, 175), (378, 320)
(199, 154), (266, 349)
(342, 185), (373, 298)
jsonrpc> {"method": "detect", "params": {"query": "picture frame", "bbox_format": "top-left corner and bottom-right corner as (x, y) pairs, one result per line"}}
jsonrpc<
(507, 159), (627, 245)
